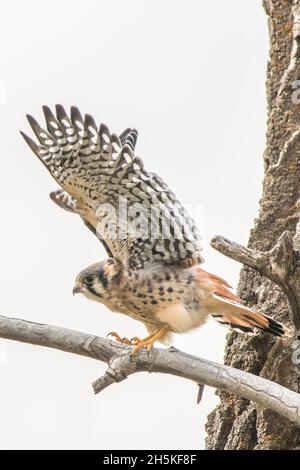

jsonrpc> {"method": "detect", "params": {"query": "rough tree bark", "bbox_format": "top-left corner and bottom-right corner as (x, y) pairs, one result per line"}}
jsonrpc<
(205, 0), (300, 450)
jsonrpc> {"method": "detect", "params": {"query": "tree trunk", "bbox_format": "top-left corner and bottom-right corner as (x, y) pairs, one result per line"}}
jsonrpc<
(205, 0), (300, 450)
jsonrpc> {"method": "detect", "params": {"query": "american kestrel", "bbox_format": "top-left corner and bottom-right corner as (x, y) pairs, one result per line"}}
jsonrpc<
(21, 105), (290, 354)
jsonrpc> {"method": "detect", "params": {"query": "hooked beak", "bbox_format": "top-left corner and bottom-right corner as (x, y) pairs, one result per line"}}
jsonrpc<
(73, 282), (83, 295)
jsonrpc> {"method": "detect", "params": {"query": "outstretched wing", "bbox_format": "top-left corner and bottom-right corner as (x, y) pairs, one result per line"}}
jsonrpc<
(21, 105), (204, 270)
(49, 189), (77, 213)
(119, 128), (138, 151)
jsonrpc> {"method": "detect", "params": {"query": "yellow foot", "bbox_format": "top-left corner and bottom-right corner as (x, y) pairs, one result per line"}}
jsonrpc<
(130, 337), (156, 355)
(106, 331), (131, 345)
(108, 326), (170, 355)
(130, 325), (169, 356)
(130, 336), (145, 345)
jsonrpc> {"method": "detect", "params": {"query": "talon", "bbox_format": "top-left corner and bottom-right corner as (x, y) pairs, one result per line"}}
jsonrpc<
(147, 343), (154, 353)
(107, 332), (128, 343)
(131, 342), (147, 356)
(130, 325), (169, 356)
(130, 336), (141, 345)
(130, 338), (155, 356)
(121, 337), (131, 345)
(130, 337), (149, 355)
(106, 331), (132, 345)
(107, 331), (122, 342)
(130, 341), (154, 356)
(108, 326), (169, 355)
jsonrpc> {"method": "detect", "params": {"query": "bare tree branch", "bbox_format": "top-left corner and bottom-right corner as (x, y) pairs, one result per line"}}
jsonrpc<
(0, 314), (300, 425)
(211, 230), (300, 330)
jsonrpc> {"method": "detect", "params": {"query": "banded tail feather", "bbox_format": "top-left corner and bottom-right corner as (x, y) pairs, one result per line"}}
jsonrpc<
(195, 267), (292, 339)
(210, 294), (291, 338)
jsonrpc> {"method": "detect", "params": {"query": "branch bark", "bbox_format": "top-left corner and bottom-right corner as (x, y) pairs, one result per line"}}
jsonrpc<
(205, 1), (300, 449)
(0, 314), (300, 426)
(211, 230), (300, 330)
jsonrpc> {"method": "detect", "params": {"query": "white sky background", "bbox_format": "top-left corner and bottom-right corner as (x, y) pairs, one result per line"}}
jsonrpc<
(0, 0), (268, 450)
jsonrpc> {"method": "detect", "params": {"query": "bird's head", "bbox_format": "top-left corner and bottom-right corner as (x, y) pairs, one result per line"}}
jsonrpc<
(73, 258), (122, 303)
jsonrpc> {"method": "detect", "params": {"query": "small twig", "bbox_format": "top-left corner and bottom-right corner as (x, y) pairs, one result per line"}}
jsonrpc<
(211, 231), (300, 329)
(0, 315), (300, 425)
(92, 352), (136, 393)
(197, 384), (205, 404)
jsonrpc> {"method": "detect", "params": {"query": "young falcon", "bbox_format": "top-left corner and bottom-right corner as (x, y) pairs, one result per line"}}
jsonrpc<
(21, 105), (291, 354)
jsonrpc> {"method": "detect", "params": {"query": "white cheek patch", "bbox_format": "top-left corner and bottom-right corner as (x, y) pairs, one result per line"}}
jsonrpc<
(80, 287), (102, 303)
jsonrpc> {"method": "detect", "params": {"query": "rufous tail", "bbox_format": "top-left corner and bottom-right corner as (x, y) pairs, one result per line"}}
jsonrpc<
(210, 294), (292, 338)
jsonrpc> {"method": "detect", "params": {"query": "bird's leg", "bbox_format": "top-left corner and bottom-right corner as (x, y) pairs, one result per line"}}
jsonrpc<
(130, 325), (169, 356)
(107, 332), (131, 345)
(130, 330), (158, 345)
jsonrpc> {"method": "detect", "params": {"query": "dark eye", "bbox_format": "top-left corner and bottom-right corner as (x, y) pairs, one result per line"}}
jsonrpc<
(85, 275), (94, 285)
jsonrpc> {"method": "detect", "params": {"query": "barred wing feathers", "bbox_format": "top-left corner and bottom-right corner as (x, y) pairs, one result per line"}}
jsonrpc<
(21, 105), (203, 270)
